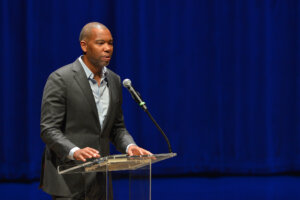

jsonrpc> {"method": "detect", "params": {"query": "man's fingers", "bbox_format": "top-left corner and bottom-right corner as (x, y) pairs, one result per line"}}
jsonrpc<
(128, 149), (133, 156)
(74, 148), (100, 162)
(77, 154), (86, 162)
(74, 151), (87, 161)
(127, 145), (153, 156)
(85, 148), (100, 157)
(86, 147), (99, 154)
(85, 150), (100, 158)
(81, 151), (93, 158)
(133, 147), (146, 155)
(83, 147), (100, 156)
(138, 149), (144, 155)
(142, 149), (152, 155)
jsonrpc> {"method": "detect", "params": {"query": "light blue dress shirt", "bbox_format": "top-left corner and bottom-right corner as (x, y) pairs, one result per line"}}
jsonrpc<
(79, 56), (110, 128)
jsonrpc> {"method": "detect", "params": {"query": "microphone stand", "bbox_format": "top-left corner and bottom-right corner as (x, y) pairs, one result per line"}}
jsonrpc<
(143, 108), (173, 153)
(123, 79), (173, 153)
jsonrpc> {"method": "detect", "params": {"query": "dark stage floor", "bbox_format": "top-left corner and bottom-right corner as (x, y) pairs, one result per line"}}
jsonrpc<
(1, 176), (300, 199)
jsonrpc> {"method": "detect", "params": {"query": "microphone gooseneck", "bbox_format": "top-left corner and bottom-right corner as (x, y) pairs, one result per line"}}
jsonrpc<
(123, 79), (173, 153)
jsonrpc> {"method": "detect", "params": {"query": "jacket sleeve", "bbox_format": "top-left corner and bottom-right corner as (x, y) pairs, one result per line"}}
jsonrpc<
(40, 71), (76, 160)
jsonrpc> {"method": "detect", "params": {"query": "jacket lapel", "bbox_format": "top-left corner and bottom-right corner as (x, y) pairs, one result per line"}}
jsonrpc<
(101, 70), (115, 133)
(72, 59), (101, 131)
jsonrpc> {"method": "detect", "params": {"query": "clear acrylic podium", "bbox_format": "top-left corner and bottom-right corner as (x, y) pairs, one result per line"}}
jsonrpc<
(58, 153), (176, 200)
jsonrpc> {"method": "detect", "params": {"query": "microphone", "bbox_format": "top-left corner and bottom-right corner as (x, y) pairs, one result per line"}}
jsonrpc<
(123, 78), (173, 153)
(122, 79), (147, 111)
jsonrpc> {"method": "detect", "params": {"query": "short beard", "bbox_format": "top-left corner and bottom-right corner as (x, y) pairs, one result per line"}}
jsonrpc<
(89, 57), (107, 71)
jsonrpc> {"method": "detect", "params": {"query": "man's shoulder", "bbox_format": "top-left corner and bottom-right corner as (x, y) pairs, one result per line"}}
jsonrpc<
(49, 59), (80, 79)
(106, 68), (122, 82)
(54, 59), (80, 75)
(106, 68), (118, 77)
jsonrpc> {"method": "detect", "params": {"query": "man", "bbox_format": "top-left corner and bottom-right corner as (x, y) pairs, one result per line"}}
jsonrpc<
(40, 22), (151, 200)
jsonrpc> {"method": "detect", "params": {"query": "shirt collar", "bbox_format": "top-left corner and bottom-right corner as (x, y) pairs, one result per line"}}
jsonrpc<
(78, 56), (108, 80)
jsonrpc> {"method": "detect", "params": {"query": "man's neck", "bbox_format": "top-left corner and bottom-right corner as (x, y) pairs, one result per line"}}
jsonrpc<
(82, 55), (103, 77)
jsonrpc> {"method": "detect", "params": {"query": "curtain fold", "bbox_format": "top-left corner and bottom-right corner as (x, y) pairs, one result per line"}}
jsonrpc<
(0, 0), (299, 179)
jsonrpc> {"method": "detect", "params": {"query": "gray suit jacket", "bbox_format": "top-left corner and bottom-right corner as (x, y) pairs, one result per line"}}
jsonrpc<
(40, 58), (135, 197)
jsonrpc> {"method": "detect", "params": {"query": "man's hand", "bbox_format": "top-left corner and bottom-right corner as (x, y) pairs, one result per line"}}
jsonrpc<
(73, 147), (100, 162)
(127, 145), (152, 156)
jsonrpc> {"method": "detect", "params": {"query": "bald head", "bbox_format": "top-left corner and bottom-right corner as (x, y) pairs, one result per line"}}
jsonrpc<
(79, 22), (109, 42)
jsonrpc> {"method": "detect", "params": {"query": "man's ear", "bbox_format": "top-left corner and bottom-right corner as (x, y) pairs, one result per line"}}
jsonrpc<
(80, 40), (87, 54)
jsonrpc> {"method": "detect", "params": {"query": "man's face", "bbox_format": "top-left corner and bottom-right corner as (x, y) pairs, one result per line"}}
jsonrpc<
(81, 28), (114, 69)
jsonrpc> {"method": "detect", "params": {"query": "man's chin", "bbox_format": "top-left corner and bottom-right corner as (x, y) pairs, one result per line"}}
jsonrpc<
(94, 61), (109, 69)
(100, 61), (110, 67)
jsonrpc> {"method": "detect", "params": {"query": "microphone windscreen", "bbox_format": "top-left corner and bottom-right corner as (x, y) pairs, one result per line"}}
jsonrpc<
(122, 79), (131, 87)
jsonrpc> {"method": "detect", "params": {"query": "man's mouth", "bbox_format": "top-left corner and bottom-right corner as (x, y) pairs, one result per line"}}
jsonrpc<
(102, 56), (111, 61)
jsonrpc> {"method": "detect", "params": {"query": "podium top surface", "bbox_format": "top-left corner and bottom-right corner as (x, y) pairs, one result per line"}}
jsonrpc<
(58, 153), (177, 174)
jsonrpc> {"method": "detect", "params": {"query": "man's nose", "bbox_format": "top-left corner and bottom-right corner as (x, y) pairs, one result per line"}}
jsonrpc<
(104, 43), (112, 52)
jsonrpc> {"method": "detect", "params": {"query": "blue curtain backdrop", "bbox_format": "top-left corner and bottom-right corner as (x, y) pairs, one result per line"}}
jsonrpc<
(0, 0), (299, 179)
